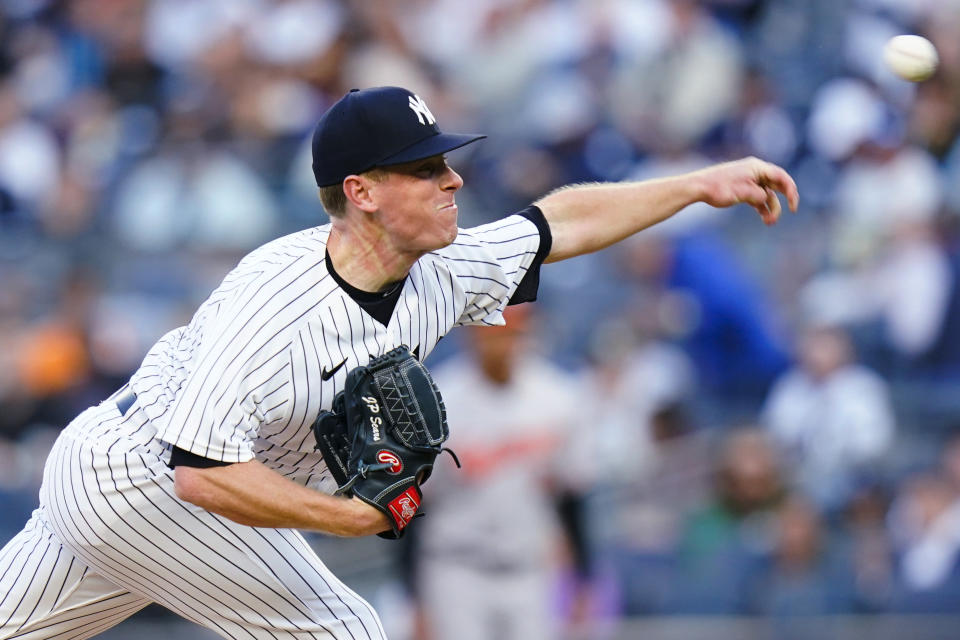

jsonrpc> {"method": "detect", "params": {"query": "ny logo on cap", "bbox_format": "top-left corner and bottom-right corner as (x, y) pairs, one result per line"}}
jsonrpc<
(408, 95), (436, 126)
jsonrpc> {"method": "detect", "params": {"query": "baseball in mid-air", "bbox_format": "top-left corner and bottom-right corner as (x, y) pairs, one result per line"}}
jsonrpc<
(883, 34), (938, 82)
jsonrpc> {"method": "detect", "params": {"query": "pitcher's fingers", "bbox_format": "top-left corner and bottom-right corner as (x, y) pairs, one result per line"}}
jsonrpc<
(741, 182), (770, 209)
(749, 190), (774, 225)
(765, 186), (782, 222)
(757, 202), (776, 226)
(761, 164), (799, 212)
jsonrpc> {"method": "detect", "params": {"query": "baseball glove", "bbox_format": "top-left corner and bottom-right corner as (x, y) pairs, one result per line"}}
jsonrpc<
(313, 345), (459, 539)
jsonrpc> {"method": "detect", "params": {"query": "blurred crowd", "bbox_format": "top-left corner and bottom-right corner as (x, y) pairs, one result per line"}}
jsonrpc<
(4, 0), (960, 635)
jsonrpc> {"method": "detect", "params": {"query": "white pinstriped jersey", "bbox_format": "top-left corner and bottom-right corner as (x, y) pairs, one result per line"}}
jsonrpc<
(0, 209), (548, 640)
(123, 212), (545, 491)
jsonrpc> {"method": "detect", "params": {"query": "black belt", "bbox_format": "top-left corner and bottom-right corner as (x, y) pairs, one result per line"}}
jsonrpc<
(113, 385), (137, 415)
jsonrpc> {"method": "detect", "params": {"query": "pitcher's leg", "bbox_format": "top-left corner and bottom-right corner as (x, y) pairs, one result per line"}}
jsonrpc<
(44, 433), (387, 639)
(0, 512), (150, 640)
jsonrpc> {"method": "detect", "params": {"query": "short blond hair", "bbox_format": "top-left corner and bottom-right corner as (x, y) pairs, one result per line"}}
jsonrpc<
(318, 168), (388, 218)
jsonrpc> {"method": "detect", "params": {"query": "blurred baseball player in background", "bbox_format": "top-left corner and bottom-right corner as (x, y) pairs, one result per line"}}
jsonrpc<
(0, 85), (797, 639)
(411, 304), (592, 640)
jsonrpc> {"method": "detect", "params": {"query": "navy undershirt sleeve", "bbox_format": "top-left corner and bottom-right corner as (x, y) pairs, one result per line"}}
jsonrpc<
(168, 446), (233, 469)
(508, 205), (552, 305)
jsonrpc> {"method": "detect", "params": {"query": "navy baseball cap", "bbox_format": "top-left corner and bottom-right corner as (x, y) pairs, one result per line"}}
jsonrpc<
(311, 87), (486, 187)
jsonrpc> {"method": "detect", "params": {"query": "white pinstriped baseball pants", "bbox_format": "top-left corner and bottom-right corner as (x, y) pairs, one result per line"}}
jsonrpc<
(0, 402), (386, 640)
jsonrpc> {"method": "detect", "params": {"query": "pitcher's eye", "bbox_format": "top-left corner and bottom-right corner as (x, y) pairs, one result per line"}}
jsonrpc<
(415, 157), (450, 179)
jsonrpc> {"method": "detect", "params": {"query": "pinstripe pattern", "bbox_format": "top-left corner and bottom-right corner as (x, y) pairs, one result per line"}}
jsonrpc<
(0, 403), (387, 639)
(0, 213), (544, 638)
(0, 507), (150, 639)
(130, 215), (542, 480)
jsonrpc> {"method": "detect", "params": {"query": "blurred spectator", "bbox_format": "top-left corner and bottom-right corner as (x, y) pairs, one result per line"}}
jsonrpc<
(608, 0), (745, 152)
(2, 267), (111, 440)
(670, 427), (786, 614)
(411, 306), (593, 640)
(801, 79), (954, 368)
(244, 0), (346, 68)
(761, 324), (895, 512)
(707, 66), (800, 167)
(888, 470), (960, 612)
(806, 77), (893, 166)
(745, 495), (857, 619)
(885, 432), (960, 613)
(574, 305), (701, 616)
(747, 0), (848, 111)
(109, 109), (278, 252)
(0, 80), (60, 216)
(839, 479), (896, 612)
(582, 311), (696, 480)
(589, 400), (713, 615)
(616, 222), (791, 409)
(100, 1), (167, 108)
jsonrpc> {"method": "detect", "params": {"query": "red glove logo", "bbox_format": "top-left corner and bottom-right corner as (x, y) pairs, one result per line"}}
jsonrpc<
(388, 487), (421, 529)
(376, 450), (403, 474)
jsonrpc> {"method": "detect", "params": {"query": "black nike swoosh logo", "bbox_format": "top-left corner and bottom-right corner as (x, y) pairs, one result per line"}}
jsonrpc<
(321, 358), (348, 381)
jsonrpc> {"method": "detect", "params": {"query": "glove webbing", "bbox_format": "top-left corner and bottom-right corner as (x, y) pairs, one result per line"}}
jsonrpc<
(373, 363), (447, 450)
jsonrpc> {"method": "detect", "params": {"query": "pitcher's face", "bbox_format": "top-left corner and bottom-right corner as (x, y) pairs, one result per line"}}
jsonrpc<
(369, 155), (464, 254)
